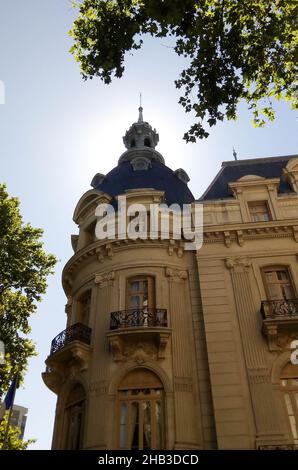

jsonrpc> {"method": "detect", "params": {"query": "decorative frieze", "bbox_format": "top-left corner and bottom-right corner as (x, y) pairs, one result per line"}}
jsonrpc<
(106, 332), (170, 363)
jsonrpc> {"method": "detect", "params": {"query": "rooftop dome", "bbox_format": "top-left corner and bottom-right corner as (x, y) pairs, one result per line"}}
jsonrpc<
(91, 108), (194, 206)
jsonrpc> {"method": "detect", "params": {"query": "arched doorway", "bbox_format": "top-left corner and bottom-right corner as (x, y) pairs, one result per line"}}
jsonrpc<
(117, 369), (164, 450)
(64, 383), (85, 450)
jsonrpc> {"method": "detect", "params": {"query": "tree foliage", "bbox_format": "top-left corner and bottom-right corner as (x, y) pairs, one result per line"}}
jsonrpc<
(0, 184), (56, 396)
(0, 414), (35, 450)
(70, 0), (298, 141)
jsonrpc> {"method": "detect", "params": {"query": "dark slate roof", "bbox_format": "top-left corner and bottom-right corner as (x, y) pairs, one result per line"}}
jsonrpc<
(200, 155), (298, 201)
(94, 160), (195, 206)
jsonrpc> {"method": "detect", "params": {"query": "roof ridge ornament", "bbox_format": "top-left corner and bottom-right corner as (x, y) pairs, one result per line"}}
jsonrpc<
(122, 101), (160, 155)
(138, 92), (143, 123)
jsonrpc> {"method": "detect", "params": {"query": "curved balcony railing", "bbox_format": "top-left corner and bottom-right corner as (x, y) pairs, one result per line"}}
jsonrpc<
(261, 299), (298, 319)
(110, 308), (167, 330)
(50, 322), (91, 355)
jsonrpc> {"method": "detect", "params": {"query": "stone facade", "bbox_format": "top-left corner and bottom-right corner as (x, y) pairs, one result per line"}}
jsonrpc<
(42, 112), (298, 450)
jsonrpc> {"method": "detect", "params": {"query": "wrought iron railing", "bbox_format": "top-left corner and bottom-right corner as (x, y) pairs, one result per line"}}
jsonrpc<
(110, 308), (168, 330)
(50, 322), (91, 355)
(261, 299), (298, 319)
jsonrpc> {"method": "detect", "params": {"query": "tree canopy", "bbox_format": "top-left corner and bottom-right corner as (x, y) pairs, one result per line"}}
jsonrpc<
(0, 415), (35, 450)
(0, 184), (56, 396)
(70, 0), (298, 141)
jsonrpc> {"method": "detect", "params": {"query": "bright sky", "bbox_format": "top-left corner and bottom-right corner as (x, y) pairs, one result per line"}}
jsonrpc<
(0, 0), (297, 449)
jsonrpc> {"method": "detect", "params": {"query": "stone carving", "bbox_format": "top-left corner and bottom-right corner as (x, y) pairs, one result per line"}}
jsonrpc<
(174, 168), (190, 184)
(130, 156), (152, 171)
(225, 257), (251, 271)
(90, 173), (106, 188)
(95, 271), (115, 288)
(122, 342), (158, 364)
(223, 231), (231, 248)
(165, 267), (188, 281)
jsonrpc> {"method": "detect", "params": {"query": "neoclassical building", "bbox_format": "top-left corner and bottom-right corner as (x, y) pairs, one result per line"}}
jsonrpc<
(43, 109), (298, 450)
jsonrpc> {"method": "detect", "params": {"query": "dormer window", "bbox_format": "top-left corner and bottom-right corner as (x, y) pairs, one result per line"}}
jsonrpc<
(144, 138), (151, 148)
(248, 201), (271, 222)
(130, 139), (136, 148)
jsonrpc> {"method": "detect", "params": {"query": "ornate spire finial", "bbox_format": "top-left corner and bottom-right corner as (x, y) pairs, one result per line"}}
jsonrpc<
(138, 92), (143, 123)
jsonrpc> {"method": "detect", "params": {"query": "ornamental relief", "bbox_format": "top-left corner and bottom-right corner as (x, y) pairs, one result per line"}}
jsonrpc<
(122, 342), (158, 364)
(95, 270), (115, 288)
(225, 257), (251, 272)
(165, 267), (188, 281)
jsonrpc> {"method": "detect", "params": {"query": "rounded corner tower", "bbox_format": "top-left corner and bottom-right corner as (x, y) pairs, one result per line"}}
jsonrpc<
(42, 109), (214, 451)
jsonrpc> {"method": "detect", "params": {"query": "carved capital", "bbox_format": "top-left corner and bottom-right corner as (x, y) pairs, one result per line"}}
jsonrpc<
(95, 270), (115, 288)
(225, 257), (251, 272)
(165, 267), (188, 281)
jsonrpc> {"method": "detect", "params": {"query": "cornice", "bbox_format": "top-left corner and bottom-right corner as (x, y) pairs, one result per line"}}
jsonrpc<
(203, 220), (298, 247)
(62, 237), (187, 292)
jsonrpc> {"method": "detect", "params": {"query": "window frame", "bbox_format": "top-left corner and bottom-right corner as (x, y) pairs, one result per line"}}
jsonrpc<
(280, 367), (298, 445)
(248, 200), (272, 222)
(116, 370), (164, 450)
(126, 276), (155, 310)
(64, 384), (86, 450)
(261, 265), (297, 301)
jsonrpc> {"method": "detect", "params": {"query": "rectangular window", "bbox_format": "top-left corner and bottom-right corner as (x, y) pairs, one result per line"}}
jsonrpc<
(126, 277), (154, 309)
(248, 201), (271, 222)
(263, 267), (295, 300)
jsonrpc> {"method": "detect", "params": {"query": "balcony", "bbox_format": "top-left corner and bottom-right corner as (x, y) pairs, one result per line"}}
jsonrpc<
(42, 323), (92, 394)
(50, 322), (91, 355)
(261, 299), (298, 350)
(110, 308), (168, 329)
(106, 308), (171, 362)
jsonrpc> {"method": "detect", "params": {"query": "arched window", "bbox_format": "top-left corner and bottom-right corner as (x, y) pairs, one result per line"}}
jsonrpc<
(144, 138), (151, 147)
(117, 369), (164, 450)
(65, 384), (85, 450)
(262, 266), (296, 300)
(76, 290), (92, 325)
(130, 138), (136, 148)
(280, 363), (298, 444)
